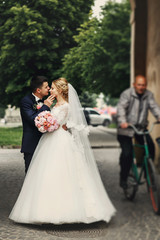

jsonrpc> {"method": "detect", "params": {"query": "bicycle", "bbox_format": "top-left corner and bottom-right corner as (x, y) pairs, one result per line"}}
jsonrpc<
(123, 122), (160, 215)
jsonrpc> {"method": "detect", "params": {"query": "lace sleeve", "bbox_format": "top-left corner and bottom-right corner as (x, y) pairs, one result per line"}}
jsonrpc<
(55, 104), (69, 126)
(66, 104), (89, 135)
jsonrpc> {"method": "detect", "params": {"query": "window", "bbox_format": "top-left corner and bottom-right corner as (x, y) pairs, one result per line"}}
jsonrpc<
(89, 110), (100, 115)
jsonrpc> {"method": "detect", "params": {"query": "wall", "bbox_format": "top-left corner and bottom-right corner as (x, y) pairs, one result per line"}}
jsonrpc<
(130, 0), (147, 83)
(146, 0), (160, 165)
(130, 0), (160, 165)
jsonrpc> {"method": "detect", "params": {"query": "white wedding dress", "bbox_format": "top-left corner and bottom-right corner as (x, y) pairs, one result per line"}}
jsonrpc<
(9, 102), (116, 224)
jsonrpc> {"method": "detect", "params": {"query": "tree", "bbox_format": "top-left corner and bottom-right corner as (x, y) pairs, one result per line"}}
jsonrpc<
(62, 16), (105, 94)
(0, 0), (94, 107)
(100, 0), (131, 96)
(62, 0), (131, 97)
(79, 91), (97, 108)
(0, 104), (5, 118)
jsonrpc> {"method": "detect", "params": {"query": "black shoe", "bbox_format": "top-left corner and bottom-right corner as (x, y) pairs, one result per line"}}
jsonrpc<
(120, 179), (128, 190)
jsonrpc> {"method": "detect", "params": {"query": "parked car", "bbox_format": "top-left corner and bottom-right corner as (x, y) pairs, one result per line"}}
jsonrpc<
(83, 108), (112, 127)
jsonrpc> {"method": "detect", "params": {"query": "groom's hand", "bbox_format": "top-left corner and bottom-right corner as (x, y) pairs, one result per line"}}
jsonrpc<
(44, 95), (55, 107)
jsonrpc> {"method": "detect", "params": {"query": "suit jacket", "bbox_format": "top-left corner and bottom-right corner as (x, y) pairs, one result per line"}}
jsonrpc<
(20, 93), (50, 154)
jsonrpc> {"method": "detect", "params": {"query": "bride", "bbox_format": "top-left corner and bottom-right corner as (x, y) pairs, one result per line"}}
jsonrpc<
(9, 78), (116, 225)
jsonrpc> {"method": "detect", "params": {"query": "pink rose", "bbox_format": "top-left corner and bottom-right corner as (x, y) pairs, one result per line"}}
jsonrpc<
(40, 111), (46, 117)
(39, 126), (46, 133)
(46, 122), (51, 128)
(43, 121), (48, 126)
(35, 110), (59, 133)
(37, 104), (41, 110)
(48, 126), (55, 132)
(37, 123), (41, 128)
(39, 117), (46, 125)
(47, 116), (54, 124)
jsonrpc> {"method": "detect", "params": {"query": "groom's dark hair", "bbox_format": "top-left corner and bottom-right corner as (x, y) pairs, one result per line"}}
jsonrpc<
(30, 76), (48, 93)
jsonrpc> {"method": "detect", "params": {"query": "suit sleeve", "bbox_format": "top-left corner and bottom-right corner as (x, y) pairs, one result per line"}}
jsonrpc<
(20, 98), (50, 126)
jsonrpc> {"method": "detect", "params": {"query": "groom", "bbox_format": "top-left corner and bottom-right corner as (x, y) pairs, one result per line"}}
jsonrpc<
(20, 76), (54, 173)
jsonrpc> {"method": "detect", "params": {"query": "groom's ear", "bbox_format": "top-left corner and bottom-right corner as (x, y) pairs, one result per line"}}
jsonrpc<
(37, 88), (41, 94)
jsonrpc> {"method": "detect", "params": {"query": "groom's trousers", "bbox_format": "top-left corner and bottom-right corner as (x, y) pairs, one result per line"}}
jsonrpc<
(24, 152), (33, 173)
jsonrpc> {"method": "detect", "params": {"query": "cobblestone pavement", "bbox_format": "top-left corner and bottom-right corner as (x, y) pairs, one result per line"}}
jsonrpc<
(88, 126), (119, 148)
(1, 149), (160, 240)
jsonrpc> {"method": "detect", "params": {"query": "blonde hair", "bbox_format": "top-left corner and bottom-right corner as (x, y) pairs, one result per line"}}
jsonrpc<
(52, 77), (68, 101)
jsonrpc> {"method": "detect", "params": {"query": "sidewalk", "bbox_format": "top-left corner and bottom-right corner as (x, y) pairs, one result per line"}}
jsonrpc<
(1, 148), (160, 240)
(98, 126), (117, 134)
(0, 122), (22, 128)
(0, 148), (119, 240)
(89, 126), (119, 148)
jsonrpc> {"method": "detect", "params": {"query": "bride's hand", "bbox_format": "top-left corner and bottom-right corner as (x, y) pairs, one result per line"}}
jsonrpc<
(62, 124), (67, 131)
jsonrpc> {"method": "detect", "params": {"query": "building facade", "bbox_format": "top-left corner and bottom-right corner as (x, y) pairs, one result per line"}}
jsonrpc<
(130, 0), (160, 165)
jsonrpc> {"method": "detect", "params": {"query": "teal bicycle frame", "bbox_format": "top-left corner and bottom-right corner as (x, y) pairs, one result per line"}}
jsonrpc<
(125, 122), (160, 214)
(132, 137), (151, 186)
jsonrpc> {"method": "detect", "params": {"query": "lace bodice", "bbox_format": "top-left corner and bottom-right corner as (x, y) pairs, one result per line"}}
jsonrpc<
(51, 102), (89, 137)
(51, 102), (69, 126)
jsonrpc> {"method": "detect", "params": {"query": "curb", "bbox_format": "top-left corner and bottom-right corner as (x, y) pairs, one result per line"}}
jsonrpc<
(97, 126), (117, 134)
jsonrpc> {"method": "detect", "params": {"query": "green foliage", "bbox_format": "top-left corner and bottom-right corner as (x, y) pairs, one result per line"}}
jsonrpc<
(62, 16), (103, 94)
(0, 104), (5, 118)
(105, 95), (119, 106)
(79, 91), (97, 108)
(99, 0), (131, 96)
(62, 0), (131, 97)
(108, 122), (117, 129)
(0, 0), (94, 107)
(0, 127), (22, 146)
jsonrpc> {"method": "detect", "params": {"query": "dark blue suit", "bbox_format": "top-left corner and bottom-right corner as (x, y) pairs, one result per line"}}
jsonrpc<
(20, 93), (50, 172)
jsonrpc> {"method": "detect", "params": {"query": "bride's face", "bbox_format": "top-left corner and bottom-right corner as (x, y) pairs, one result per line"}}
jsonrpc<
(50, 83), (60, 98)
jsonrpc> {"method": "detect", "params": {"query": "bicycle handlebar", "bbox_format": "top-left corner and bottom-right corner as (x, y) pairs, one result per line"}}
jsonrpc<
(128, 121), (160, 135)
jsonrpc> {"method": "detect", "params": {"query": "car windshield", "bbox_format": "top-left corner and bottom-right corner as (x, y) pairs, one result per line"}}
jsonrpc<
(90, 110), (100, 115)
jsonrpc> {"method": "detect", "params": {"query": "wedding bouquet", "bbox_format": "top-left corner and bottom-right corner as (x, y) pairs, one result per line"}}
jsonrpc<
(35, 111), (59, 133)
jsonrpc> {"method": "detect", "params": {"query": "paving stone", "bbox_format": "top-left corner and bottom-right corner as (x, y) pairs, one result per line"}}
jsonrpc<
(0, 149), (160, 239)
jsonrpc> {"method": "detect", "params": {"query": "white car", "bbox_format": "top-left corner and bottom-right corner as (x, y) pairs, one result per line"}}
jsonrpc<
(83, 108), (112, 127)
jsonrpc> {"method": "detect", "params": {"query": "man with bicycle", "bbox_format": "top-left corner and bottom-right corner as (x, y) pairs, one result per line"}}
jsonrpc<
(117, 75), (160, 190)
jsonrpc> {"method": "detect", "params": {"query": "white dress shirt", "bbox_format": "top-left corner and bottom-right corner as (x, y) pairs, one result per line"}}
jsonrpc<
(32, 93), (43, 107)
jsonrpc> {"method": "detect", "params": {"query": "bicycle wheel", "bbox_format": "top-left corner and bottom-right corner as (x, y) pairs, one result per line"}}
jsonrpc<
(147, 158), (160, 215)
(124, 174), (138, 201)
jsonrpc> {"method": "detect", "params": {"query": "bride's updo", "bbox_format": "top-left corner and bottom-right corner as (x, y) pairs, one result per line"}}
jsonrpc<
(53, 77), (68, 101)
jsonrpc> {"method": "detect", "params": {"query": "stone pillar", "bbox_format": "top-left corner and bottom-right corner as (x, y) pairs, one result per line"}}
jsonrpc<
(130, 0), (147, 84)
(129, 0), (136, 84)
(130, 0), (160, 166)
(134, 0), (147, 77)
(146, 0), (160, 167)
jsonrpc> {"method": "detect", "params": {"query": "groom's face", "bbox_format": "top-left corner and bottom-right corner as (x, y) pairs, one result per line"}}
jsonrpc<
(38, 82), (50, 97)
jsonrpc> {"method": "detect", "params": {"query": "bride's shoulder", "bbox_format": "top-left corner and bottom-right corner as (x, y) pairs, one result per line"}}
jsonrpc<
(60, 102), (69, 110)
(63, 102), (69, 107)
(59, 102), (69, 115)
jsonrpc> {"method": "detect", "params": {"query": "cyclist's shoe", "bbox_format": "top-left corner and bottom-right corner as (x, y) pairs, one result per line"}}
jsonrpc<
(120, 179), (128, 190)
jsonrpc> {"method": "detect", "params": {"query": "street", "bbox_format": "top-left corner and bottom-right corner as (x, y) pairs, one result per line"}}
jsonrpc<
(89, 126), (119, 148)
(1, 127), (160, 239)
